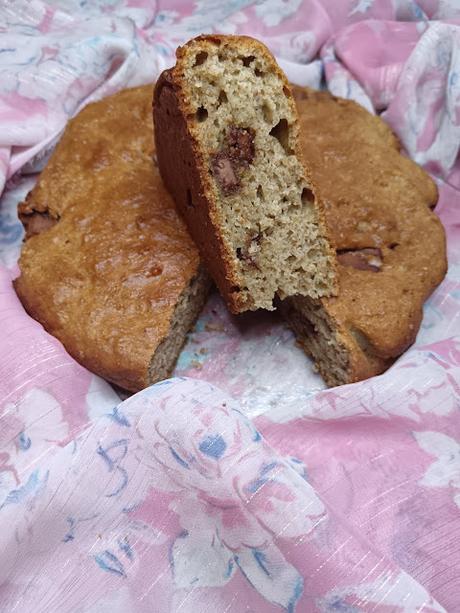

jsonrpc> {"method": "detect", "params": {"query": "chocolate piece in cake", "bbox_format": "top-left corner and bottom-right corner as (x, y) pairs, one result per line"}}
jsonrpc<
(154, 35), (337, 314)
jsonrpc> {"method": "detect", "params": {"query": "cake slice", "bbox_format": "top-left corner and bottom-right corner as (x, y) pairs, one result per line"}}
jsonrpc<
(281, 87), (447, 386)
(153, 35), (336, 314)
(15, 85), (211, 392)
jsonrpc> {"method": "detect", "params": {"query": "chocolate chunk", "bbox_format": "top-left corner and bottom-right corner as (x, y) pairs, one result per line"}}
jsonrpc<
(211, 153), (239, 195)
(23, 211), (59, 238)
(236, 247), (258, 268)
(227, 126), (255, 165)
(236, 232), (262, 268)
(337, 247), (383, 272)
(210, 126), (255, 195)
(250, 232), (262, 246)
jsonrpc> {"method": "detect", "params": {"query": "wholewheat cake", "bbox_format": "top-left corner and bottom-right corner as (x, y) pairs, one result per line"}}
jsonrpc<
(282, 87), (447, 386)
(154, 35), (337, 314)
(15, 85), (210, 392)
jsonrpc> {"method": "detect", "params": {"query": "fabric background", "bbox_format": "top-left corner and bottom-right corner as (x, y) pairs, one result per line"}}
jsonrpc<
(0, 1), (459, 611)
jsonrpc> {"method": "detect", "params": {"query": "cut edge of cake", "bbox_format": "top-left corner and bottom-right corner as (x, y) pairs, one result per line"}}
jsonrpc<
(154, 34), (337, 314)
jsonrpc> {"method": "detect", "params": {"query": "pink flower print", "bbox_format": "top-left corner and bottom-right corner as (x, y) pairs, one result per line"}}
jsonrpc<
(133, 378), (325, 610)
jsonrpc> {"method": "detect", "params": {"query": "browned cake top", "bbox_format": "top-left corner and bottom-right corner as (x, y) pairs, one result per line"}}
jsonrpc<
(15, 85), (201, 391)
(294, 87), (447, 360)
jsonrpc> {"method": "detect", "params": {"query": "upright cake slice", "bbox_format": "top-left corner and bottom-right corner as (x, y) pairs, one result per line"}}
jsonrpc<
(154, 35), (336, 314)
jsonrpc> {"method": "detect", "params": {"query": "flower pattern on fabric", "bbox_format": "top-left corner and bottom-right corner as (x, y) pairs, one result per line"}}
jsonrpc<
(126, 380), (325, 609)
(1, 377), (449, 612)
(317, 571), (446, 612)
(415, 431), (460, 508)
(1, 1), (460, 611)
(0, 379), (328, 611)
(254, 0), (303, 27)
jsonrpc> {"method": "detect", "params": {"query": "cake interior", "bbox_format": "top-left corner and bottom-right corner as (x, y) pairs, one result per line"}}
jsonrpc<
(282, 295), (351, 387)
(148, 266), (211, 384)
(180, 40), (335, 311)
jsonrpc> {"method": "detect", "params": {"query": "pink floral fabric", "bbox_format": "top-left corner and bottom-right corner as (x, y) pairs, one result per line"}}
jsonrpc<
(0, 1), (459, 611)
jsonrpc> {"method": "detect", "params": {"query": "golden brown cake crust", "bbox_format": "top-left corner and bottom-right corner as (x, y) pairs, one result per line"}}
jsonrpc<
(154, 35), (336, 314)
(154, 63), (235, 306)
(291, 86), (447, 385)
(14, 85), (204, 392)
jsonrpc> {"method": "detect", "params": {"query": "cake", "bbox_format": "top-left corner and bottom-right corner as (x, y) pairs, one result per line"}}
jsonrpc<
(281, 87), (447, 386)
(153, 35), (337, 314)
(14, 85), (210, 392)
